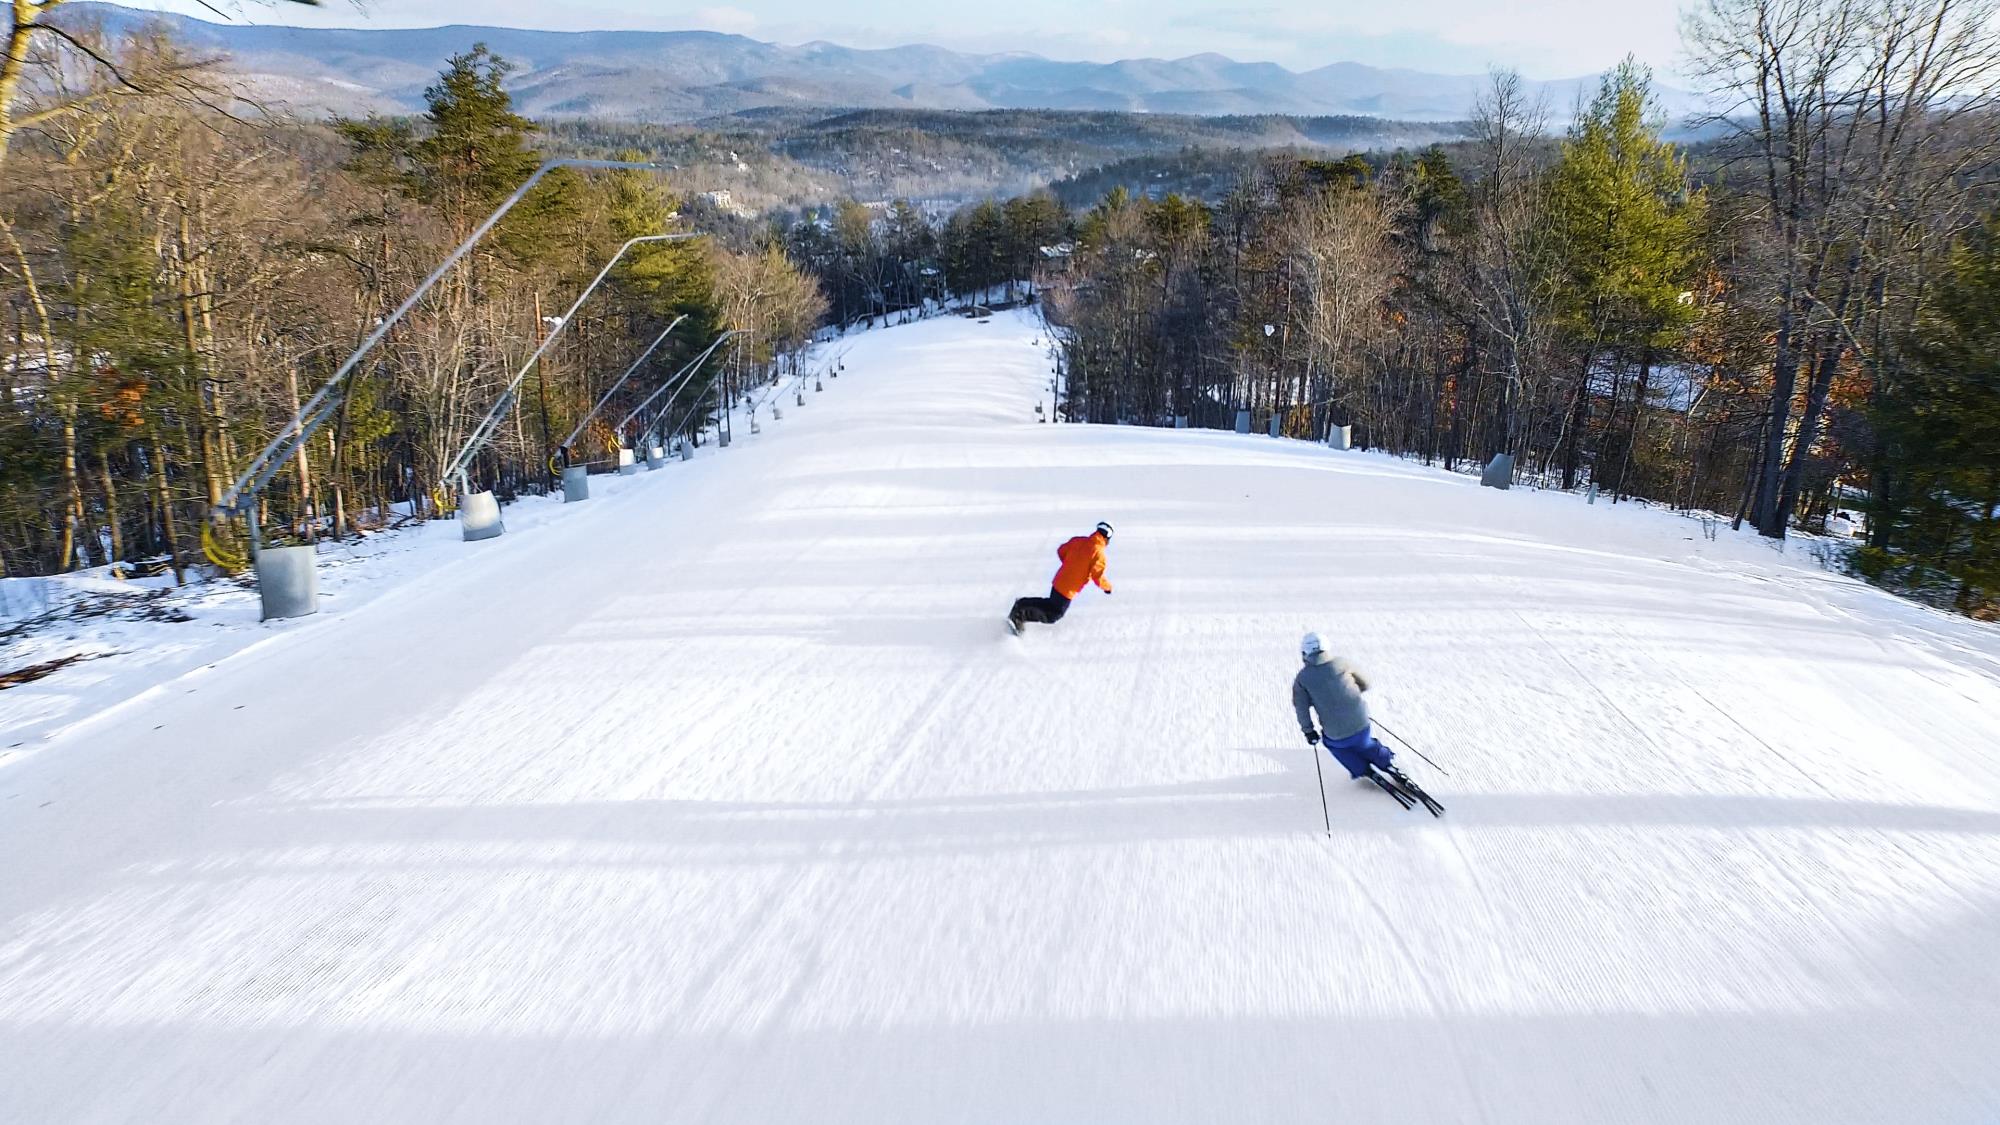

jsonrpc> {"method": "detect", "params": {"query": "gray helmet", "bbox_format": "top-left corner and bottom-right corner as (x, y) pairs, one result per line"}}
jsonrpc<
(1300, 631), (1325, 658)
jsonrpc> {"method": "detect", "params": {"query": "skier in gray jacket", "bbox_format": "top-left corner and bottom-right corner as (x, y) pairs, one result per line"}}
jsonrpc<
(1292, 632), (1395, 780)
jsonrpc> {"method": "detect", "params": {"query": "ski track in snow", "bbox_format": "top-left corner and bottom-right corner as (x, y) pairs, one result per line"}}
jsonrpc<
(3, 309), (2000, 1123)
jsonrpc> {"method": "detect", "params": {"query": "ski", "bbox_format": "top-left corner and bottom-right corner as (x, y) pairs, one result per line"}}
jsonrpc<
(1377, 765), (1445, 817)
(1368, 772), (1414, 810)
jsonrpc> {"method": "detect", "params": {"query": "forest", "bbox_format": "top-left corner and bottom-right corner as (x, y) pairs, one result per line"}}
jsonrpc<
(1023, 0), (2000, 620)
(773, 7), (2000, 616)
(3, 0), (1998, 619)
(0, 21), (824, 581)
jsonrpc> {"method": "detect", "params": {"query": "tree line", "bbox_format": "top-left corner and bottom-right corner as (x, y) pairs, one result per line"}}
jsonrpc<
(0, 27), (824, 579)
(1016, 0), (2000, 619)
(5, 0), (1998, 620)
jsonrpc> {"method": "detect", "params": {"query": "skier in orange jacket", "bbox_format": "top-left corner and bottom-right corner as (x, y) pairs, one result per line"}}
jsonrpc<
(1008, 522), (1113, 634)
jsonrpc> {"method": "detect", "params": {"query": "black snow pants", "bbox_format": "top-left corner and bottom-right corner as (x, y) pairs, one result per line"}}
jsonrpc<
(1011, 586), (1073, 626)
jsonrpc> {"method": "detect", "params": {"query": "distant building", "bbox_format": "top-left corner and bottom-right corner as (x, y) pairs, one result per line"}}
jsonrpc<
(1036, 243), (1077, 283)
(695, 190), (755, 218)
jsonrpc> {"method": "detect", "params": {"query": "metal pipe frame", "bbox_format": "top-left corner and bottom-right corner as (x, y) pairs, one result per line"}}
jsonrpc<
(212, 158), (662, 522)
(558, 314), (686, 453)
(617, 330), (744, 447)
(654, 341), (750, 452)
(446, 232), (701, 491)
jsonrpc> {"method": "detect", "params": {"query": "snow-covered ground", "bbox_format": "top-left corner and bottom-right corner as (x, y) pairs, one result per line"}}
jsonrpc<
(0, 468), (690, 761)
(2, 309), (1998, 1124)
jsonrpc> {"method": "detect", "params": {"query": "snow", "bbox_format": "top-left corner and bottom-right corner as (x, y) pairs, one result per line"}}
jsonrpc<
(3, 309), (1999, 1124)
(0, 476), (686, 761)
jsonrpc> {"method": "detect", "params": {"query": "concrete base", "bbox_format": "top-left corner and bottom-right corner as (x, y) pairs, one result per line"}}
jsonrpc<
(255, 544), (318, 621)
(617, 448), (639, 476)
(646, 445), (666, 470)
(1268, 414), (1282, 438)
(1481, 454), (1516, 490)
(678, 441), (693, 462)
(1330, 425), (1353, 451)
(459, 490), (505, 541)
(1174, 415), (1189, 429)
(1235, 409), (1251, 434)
(720, 431), (731, 448)
(563, 465), (590, 502)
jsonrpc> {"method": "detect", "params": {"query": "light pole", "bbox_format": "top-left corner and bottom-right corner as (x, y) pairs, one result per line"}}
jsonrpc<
(445, 232), (701, 523)
(207, 158), (663, 619)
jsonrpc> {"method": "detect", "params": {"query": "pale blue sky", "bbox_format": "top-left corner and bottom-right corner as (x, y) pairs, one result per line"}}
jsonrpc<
(133, 0), (1688, 79)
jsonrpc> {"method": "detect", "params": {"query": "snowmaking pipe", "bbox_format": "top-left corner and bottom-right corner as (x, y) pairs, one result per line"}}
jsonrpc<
(212, 158), (667, 526)
(620, 330), (744, 445)
(446, 232), (702, 491)
(558, 314), (686, 454)
(657, 389), (721, 454)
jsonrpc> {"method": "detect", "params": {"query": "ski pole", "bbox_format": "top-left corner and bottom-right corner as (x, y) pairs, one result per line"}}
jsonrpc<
(1308, 736), (1332, 837)
(1375, 721), (1449, 777)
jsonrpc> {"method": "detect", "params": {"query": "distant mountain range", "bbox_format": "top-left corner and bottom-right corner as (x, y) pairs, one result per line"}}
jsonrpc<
(59, 3), (1698, 125)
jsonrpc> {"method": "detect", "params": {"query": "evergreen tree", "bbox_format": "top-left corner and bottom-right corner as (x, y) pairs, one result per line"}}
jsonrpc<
(1542, 60), (1705, 490)
(415, 44), (555, 247)
(1866, 212), (2000, 617)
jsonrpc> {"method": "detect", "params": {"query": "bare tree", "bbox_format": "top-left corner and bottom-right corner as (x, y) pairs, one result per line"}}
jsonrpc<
(1686, 0), (2000, 536)
(1464, 69), (1560, 462)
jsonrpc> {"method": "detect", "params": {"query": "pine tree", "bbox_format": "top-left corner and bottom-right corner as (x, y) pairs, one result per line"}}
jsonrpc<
(1542, 59), (1705, 491)
(1866, 212), (2000, 617)
(415, 45), (548, 244)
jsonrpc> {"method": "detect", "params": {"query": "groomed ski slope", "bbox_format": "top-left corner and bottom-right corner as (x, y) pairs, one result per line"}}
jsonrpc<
(4, 309), (2000, 1124)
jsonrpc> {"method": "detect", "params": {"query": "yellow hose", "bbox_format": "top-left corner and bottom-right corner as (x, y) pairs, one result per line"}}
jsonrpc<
(201, 522), (248, 572)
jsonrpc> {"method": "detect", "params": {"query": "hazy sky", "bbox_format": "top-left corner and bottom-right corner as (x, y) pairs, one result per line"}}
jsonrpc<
(131, 0), (1689, 79)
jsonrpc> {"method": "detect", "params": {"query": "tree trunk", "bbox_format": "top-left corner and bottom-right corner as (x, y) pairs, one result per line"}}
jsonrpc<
(99, 449), (123, 564)
(59, 408), (84, 570)
(1734, 415), (1770, 533)
(149, 429), (186, 585)
(1754, 287), (1805, 537)
(1613, 347), (1653, 502)
(282, 356), (316, 541)
(1775, 329), (1847, 535)
(328, 403), (350, 542)
(1557, 374), (1590, 490)
(0, 0), (56, 171)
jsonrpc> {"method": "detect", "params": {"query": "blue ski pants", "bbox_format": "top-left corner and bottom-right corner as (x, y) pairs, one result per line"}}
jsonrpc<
(1324, 725), (1395, 780)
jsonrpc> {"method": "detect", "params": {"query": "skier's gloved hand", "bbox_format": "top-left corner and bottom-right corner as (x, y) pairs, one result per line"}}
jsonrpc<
(1304, 730), (1320, 746)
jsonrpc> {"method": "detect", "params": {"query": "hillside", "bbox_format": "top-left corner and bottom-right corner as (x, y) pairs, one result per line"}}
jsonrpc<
(544, 111), (1469, 208)
(57, 2), (1696, 123)
(2, 309), (1996, 1123)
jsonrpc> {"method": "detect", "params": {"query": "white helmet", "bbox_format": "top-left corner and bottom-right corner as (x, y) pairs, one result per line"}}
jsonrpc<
(1094, 520), (1114, 542)
(1300, 632), (1325, 658)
